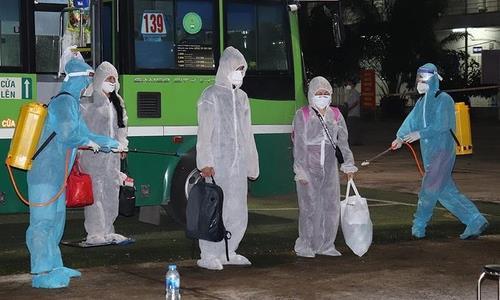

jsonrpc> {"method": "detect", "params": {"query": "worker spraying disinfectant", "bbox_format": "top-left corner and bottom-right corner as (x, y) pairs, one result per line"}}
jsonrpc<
(5, 48), (120, 289)
(388, 63), (488, 240)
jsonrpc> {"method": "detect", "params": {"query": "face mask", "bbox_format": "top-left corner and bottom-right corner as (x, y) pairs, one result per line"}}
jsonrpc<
(345, 85), (352, 90)
(312, 95), (331, 109)
(228, 70), (244, 88)
(102, 81), (116, 93)
(417, 82), (429, 94)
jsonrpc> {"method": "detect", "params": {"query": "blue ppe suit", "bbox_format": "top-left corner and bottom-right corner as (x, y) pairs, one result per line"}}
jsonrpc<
(396, 63), (488, 239)
(26, 58), (119, 288)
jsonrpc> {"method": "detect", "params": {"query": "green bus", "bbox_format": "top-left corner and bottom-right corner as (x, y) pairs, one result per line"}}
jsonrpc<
(0, 0), (342, 222)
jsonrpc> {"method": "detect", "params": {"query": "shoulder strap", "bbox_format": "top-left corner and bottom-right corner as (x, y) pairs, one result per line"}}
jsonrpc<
(49, 91), (73, 105)
(435, 90), (443, 97)
(301, 106), (310, 123)
(330, 106), (340, 122)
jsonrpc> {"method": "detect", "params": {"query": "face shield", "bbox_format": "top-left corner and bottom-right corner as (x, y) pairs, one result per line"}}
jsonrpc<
(416, 67), (443, 84)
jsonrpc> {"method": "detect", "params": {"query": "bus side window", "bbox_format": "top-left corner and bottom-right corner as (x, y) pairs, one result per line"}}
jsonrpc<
(226, 1), (289, 72)
(0, 1), (22, 68)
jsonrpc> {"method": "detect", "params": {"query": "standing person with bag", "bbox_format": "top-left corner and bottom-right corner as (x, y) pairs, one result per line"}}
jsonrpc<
(79, 61), (131, 246)
(293, 76), (358, 258)
(196, 46), (260, 270)
(26, 51), (119, 289)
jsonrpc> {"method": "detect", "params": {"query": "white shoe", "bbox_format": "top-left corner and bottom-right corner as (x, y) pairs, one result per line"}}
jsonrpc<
(317, 248), (342, 257)
(104, 233), (129, 243)
(85, 235), (107, 245)
(296, 249), (316, 258)
(222, 254), (251, 266)
(197, 258), (223, 270)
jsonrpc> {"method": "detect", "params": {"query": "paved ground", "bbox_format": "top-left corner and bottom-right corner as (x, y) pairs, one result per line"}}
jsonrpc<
(1, 118), (499, 299)
(2, 237), (500, 300)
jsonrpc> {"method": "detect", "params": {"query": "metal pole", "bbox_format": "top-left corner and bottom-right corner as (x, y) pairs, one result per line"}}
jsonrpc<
(79, 8), (84, 47)
(477, 272), (485, 300)
(465, 27), (468, 84)
(91, 0), (102, 68)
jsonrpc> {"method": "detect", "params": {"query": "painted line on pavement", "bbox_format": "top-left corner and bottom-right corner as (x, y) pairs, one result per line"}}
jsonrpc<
(249, 197), (411, 212)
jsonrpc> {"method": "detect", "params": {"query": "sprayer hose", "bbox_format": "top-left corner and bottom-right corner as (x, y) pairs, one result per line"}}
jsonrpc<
(404, 142), (425, 177)
(7, 150), (71, 207)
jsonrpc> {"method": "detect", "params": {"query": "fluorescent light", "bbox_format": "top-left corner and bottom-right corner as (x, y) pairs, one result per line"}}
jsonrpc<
(452, 28), (466, 33)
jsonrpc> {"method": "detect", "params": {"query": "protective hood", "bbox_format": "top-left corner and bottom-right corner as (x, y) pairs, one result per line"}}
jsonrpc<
(307, 76), (333, 106)
(417, 63), (440, 95)
(83, 61), (119, 101)
(215, 46), (247, 89)
(60, 58), (94, 100)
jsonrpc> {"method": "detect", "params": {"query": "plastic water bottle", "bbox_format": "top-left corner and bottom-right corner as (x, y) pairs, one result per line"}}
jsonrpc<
(165, 264), (180, 300)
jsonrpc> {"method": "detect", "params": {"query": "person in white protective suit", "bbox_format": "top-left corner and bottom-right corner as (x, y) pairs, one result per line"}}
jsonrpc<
(196, 46), (260, 270)
(79, 61), (130, 245)
(293, 76), (358, 258)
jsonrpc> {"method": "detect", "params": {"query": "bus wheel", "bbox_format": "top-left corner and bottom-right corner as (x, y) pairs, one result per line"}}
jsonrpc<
(164, 150), (197, 226)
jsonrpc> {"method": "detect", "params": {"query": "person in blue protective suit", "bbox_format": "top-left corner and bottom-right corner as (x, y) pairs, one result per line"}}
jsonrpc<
(391, 63), (488, 240)
(26, 57), (119, 289)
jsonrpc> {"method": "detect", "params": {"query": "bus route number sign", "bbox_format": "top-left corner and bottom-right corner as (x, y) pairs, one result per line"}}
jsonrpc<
(0, 77), (32, 100)
(141, 12), (167, 41)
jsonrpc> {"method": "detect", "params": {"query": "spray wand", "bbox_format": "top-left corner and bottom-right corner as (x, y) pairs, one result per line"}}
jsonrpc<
(361, 143), (424, 177)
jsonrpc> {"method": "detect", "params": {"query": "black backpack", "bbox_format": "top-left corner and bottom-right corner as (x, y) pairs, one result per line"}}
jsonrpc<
(118, 158), (136, 217)
(185, 176), (231, 261)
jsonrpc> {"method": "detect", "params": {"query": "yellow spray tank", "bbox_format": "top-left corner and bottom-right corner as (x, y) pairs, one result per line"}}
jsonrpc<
(454, 102), (473, 155)
(5, 102), (48, 170)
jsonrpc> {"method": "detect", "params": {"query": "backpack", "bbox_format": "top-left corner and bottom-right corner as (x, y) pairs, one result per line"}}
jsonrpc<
(185, 176), (231, 261)
(291, 106), (341, 142)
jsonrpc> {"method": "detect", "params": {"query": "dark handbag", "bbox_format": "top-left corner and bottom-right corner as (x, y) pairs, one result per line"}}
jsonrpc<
(66, 157), (94, 208)
(119, 158), (136, 217)
(185, 176), (231, 261)
(311, 107), (345, 164)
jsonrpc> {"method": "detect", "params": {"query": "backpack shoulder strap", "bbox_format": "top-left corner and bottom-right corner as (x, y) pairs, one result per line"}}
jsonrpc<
(435, 90), (443, 97)
(330, 106), (341, 122)
(301, 106), (310, 123)
(49, 91), (73, 105)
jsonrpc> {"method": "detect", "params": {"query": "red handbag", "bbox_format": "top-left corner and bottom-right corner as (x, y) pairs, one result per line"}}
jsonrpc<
(66, 157), (94, 208)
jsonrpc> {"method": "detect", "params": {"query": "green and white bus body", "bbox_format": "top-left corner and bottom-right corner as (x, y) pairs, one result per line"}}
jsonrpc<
(0, 0), (341, 220)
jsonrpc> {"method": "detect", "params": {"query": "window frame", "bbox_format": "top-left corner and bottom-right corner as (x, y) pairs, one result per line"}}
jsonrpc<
(123, 0), (221, 75)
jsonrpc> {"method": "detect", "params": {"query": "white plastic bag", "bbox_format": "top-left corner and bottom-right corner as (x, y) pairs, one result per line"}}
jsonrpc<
(340, 179), (373, 257)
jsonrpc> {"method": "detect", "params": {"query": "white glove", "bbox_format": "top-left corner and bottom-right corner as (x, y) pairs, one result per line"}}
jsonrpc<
(403, 131), (421, 143)
(391, 138), (403, 150)
(111, 143), (128, 153)
(87, 140), (100, 153)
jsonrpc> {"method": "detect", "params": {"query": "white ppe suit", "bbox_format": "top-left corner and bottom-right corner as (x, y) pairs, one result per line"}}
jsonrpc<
(293, 76), (358, 257)
(79, 62), (129, 244)
(196, 46), (260, 270)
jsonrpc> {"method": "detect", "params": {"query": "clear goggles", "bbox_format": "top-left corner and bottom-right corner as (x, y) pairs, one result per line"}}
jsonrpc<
(63, 69), (95, 82)
(416, 67), (443, 83)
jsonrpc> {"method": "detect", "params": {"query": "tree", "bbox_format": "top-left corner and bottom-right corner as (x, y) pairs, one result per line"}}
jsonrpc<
(438, 32), (497, 103)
